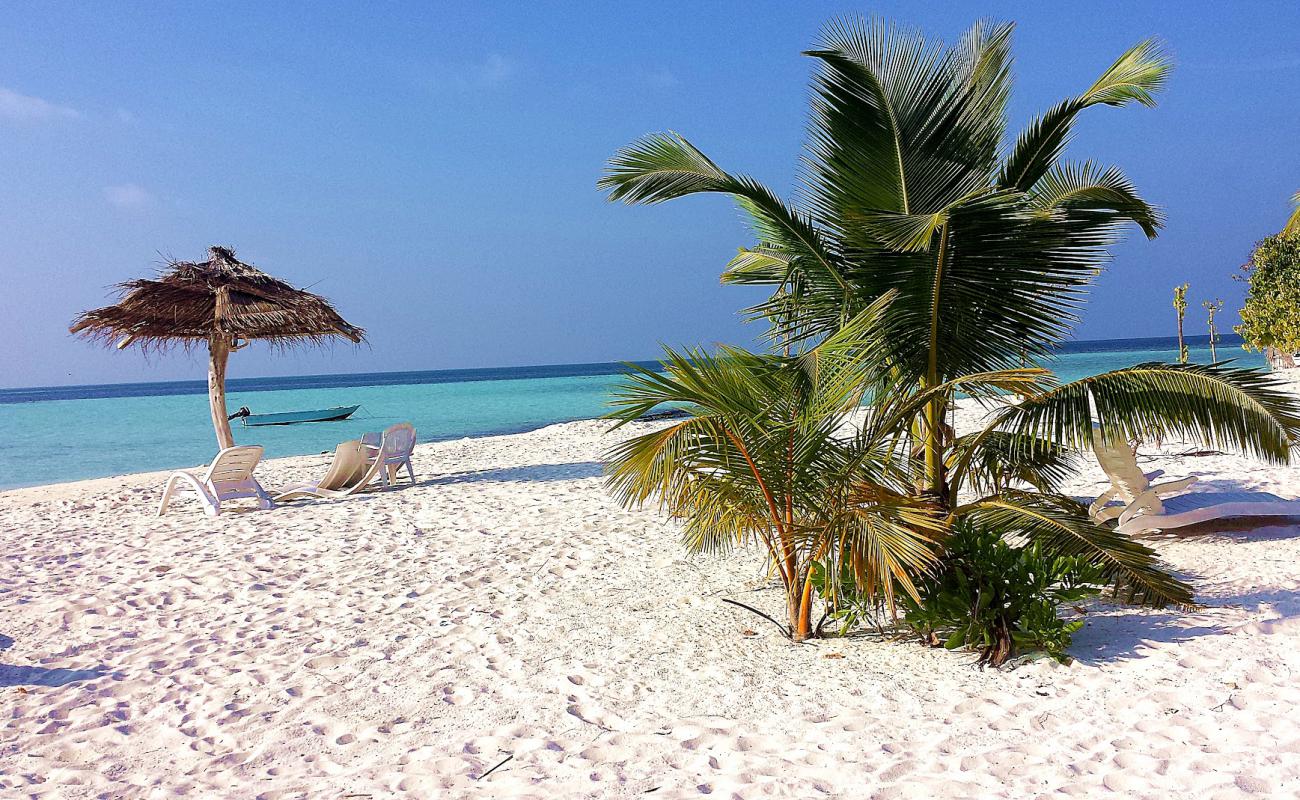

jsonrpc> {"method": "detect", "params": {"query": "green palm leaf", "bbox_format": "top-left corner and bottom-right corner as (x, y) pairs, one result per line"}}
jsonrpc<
(999, 38), (1171, 192)
(957, 491), (1194, 607)
(993, 362), (1300, 463)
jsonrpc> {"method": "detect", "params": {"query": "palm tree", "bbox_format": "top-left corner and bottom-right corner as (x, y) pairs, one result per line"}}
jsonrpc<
(1286, 191), (1300, 237)
(601, 17), (1300, 612)
(605, 296), (1061, 640)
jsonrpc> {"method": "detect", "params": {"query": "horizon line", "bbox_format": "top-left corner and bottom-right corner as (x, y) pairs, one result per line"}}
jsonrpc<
(2, 330), (1237, 395)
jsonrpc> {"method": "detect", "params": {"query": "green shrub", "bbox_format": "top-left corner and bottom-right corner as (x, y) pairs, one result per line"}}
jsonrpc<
(901, 523), (1102, 667)
(1236, 233), (1300, 366)
(808, 558), (886, 637)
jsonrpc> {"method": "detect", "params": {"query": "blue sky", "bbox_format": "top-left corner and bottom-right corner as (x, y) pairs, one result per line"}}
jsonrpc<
(1, 2), (1296, 388)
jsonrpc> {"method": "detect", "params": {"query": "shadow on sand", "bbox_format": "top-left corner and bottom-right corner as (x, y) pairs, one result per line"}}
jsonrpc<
(1071, 520), (1300, 664)
(416, 461), (603, 487)
(0, 635), (111, 688)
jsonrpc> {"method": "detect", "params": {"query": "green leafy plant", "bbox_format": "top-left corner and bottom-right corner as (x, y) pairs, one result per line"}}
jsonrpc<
(1204, 298), (1224, 360)
(900, 522), (1102, 666)
(1237, 233), (1300, 369)
(1173, 283), (1190, 363)
(809, 557), (886, 637)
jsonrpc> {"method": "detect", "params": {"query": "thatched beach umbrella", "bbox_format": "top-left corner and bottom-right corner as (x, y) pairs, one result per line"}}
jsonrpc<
(71, 246), (365, 449)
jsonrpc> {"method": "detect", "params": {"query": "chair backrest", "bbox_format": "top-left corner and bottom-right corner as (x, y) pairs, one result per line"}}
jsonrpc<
(1089, 429), (1149, 502)
(319, 441), (370, 491)
(381, 423), (416, 461)
(202, 445), (264, 487)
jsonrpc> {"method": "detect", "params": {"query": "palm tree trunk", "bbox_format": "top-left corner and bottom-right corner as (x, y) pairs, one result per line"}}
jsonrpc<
(208, 336), (234, 449)
(923, 225), (951, 500)
(789, 575), (816, 641)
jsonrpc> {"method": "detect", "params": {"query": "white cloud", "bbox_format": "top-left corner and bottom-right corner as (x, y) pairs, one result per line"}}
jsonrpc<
(479, 53), (515, 85)
(104, 183), (154, 209)
(646, 68), (679, 89)
(426, 53), (518, 92)
(0, 85), (79, 122)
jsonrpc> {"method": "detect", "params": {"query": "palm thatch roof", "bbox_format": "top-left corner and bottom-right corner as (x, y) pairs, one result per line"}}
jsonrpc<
(70, 246), (365, 351)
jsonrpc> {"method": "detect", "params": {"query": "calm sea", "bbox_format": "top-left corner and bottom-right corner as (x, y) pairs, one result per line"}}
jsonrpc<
(0, 335), (1266, 490)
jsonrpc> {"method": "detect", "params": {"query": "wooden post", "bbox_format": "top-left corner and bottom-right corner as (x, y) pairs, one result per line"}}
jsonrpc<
(208, 335), (234, 449)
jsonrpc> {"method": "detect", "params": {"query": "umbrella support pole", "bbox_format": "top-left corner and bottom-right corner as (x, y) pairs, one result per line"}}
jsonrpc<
(208, 336), (234, 449)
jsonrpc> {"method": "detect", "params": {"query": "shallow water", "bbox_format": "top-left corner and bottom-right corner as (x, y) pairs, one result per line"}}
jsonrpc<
(0, 335), (1266, 489)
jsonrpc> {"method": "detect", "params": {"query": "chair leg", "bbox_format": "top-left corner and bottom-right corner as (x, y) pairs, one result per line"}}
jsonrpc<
(158, 475), (180, 516)
(404, 459), (415, 484)
(253, 479), (275, 510)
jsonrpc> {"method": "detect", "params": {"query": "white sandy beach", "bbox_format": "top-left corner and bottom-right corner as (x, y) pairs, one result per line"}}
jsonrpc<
(3, 404), (1300, 799)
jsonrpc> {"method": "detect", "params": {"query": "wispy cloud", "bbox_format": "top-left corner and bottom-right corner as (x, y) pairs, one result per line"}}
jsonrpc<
(104, 183), (154, 210)
(0, 85), (79, 122)
(479, 53), (515, 85)
(646, 68), (679, 89)
(424, 53), (518, 92)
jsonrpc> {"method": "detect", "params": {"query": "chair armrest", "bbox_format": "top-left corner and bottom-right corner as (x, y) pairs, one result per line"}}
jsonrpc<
(1089, 486), (1122, 521)
(1118, 488), (1164, 527)
(1093, 504), (1126, 524)
(1151, 475), (1198, 498)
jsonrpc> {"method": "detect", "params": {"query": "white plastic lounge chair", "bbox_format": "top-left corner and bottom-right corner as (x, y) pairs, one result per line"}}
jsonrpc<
(371, 422), (417, 488)
(277, 424), (416, 501)
(158, 445), (273, 517)
(273, 440), (371, 502)
(1088, 432), (1300, 534)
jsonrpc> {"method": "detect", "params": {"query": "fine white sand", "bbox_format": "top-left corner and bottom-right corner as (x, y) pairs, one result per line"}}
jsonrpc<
(4, 404), (1300, 798)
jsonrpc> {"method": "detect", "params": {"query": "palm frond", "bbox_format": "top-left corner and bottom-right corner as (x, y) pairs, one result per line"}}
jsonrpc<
(599, 131), (729, 204)
(999, 38), (1171, 191)
(600, 132), (850, 308)
(994, 361), (1300, 463)
(948, 430), (1078, 496)
(836, 487), (947, 612)
(803, 17), (1008, 220)
(1285, 190), (1300, 237)
(957, 491), (1194, 607)
(1028, 161), (1163, 239)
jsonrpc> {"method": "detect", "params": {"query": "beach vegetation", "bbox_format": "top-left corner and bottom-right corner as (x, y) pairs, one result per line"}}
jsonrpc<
(1173, 283), (1189, 363)
(899, 521), (1101, 666)
(1237, 233), (1300, 369)
(1204, 298), (1223, 360)
(601, 16), (1300, 662)
(605, 298), (951, 641)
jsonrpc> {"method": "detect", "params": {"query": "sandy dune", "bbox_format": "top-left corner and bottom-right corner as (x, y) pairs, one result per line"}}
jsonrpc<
(3, 412), (1300, 798)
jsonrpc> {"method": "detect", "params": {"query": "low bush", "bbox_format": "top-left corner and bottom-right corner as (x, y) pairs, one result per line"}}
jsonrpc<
(900, 523), (1102, 667)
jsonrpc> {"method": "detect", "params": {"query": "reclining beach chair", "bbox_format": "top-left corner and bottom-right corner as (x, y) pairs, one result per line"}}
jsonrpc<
(276, 424), (416, 502)
(367, 422), (417, 488)
(158, 445), (273, 517)
(273, 440), (372, 502)
(1088, 432), (1300, 534)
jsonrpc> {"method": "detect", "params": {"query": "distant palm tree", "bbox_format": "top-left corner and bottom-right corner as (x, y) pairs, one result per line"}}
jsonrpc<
(1286, 191), (1300, 237)
(601, 17), (1300, 615)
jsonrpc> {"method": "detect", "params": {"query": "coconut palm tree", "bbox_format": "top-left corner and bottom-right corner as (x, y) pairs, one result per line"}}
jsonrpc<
(600, 17), (1300, 612)
(606, 295), (1059, 640)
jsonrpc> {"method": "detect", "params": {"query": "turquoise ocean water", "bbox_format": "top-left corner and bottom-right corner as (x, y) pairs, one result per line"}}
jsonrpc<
(0, 335), (1266, 490)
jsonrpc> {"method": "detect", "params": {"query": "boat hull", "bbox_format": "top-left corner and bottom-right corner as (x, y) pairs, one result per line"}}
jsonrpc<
(240, 405), (361, 427)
